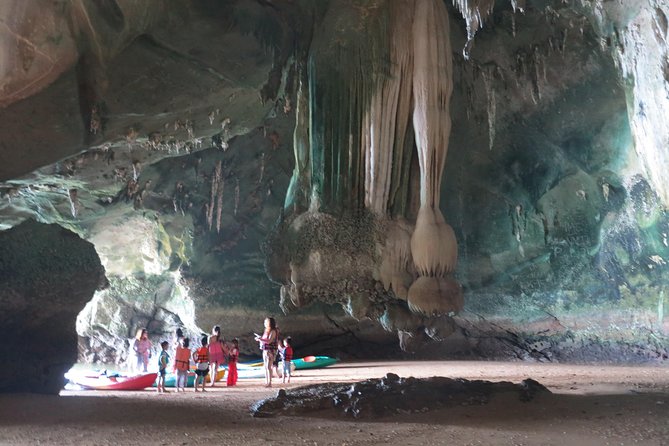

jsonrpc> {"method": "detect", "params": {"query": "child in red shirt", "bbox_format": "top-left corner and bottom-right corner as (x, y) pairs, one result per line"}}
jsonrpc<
(226, 338), (239, 386)
(278, 337), (293, 384)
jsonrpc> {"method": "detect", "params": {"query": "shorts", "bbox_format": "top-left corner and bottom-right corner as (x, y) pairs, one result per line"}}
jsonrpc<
(195, 368), (209, 377)
(159, 368), (167, 377)
(282, 360), (291, 376)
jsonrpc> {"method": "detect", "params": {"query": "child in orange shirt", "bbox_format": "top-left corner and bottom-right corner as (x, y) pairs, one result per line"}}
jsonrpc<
(192, 336), (209, 392)
(173, 337), (191, 392)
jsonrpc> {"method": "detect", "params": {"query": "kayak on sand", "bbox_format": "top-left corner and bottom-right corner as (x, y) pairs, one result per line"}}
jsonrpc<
(65, 370), (157, 391)
(293, 356), (338, 370)
(64, 356), (337, 389)
(236, 355), (338, 378)
(243, 356), (338, 370)
(159, 368), (225, 387)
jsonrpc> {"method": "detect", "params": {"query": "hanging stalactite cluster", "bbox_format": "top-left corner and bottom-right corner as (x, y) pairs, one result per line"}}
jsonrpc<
(275, 0), (464, 330)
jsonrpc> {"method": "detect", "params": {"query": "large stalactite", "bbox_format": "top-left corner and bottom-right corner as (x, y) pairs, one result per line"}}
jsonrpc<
(268, 0), (464, 346)
(407, 0), (461, 316)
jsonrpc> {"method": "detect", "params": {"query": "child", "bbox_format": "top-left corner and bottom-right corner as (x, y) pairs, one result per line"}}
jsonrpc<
(192, 336), (209, 392)
(226, 338), (239, 387)
(279, 337), (293, 384)
(156, 341), (170, 393)
(173, 337), (191, 392)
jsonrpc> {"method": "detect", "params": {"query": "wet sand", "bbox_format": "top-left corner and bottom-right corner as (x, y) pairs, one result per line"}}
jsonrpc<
(1, 360), (668, 445)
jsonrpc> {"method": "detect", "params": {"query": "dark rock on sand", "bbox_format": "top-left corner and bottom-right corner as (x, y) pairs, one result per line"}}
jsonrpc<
(250, 373), (551, 418)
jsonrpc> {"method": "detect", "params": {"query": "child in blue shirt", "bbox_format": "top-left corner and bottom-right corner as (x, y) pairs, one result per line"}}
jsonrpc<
(156, 341), (170, 393)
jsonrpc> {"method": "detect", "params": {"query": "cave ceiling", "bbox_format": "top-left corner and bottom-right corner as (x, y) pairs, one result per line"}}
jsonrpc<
(1, 0), (668, 366)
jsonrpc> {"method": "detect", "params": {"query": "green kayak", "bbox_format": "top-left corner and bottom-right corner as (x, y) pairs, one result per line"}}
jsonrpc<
(243, 355), (338, 370)
(293, 356), (338, 369)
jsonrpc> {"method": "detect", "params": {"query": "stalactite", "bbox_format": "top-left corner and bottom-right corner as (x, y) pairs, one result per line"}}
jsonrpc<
(234, 178), (240, 216)
(207, 160), (222, 232)
(378, 219), (414, 299)
(132, 160), (141, 181)
(259, 152), (266, 184)
(481, 66), (496, 151)
(284, 68), (311, 214)
(407, 0), (459, 316)
(451, 0), (495, 56)
(216, 166), (224, 234)
(207, 182), (215, 231)
(277, 1), (464, 322)
(363, 0), (415, 216)
(532, 45), (546, 103)
(451, 0), (526, 57)
(68, 189), (79, 218)
(306, 0), (389, 211)
(388, 123), (416, 218)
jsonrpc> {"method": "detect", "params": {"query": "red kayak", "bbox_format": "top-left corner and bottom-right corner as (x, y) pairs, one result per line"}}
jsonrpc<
(67, 371), (157, 390)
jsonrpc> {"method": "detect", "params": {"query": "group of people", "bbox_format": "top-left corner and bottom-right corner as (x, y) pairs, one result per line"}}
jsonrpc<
(175, 326), (242, 393)
(131, 317), (293, 392)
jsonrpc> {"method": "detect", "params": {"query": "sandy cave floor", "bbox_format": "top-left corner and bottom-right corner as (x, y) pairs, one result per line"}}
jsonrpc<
(1, 361), (669, 446)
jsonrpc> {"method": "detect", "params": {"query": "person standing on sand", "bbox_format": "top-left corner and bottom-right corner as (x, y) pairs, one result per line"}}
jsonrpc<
(279, 337), (293, 384)
(255, 317), (278, 387)
(173, 337), (191, 392)
(208, 326), (227, 387)
(193, 336), (209, 392)
(226, 338), (239, 387)
(132, 328), (151, 373)
(156, 341), (170, 393)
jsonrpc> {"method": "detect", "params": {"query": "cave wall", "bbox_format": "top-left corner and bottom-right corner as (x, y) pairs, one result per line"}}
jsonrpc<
(0, 0), (668, 368)
(263, 0), (669, 361)
(0, 220), (106, 393)
(441, 0), (669, 361)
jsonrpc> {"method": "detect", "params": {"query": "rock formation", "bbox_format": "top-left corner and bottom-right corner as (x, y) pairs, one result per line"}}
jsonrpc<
(1, 0), (669, 387)
(250, 372), (550, 418)
(0, 220), (106, 393)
